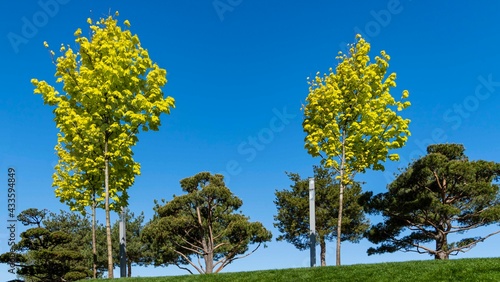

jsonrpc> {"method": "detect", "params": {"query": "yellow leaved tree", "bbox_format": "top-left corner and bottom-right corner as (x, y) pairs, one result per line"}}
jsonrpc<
(32, 13), (175, 278)
(302, 34), (411, 265)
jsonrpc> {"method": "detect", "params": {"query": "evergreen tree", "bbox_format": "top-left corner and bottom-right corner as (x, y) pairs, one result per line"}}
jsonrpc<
(366, 144), (500, 259)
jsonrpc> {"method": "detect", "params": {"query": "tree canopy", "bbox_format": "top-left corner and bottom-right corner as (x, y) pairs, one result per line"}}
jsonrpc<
(365, 144), (500, 259)
(142, 172), (272, 274)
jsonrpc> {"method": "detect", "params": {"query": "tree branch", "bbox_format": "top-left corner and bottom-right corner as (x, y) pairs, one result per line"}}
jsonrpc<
(173, 250), (203, 274)
(174, 263), (193, 275)
(214, 242), (263, 273)
(448, 229), (500, 254)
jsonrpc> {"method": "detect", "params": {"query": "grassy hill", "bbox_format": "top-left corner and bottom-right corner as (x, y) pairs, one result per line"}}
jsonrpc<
(82, 257), (500, 281)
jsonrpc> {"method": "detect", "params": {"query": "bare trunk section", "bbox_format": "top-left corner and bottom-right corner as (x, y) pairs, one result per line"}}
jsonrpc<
(205, 249), (213, 274)
(435, 251), (449, 260)
(197, 206), (213, 274)
(201, 234), (213, 273)
(92, 193), (97, 278)
(336, 133), (346, 266)
(128, 262), (132, 277)
(104, 140), (113, 278)
(320, 236), (326, 266)
(336, 181), (344, 266)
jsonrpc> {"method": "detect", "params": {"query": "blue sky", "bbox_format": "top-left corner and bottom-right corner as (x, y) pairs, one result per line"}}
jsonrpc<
(1, 0), (500, 279)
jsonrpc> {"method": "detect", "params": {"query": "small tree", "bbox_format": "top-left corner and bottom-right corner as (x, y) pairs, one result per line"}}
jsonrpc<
(44, 210), (107, 277)
(274, 166), (369, 266)
(0, 209), (91, 281)
(365, 144), (500, 259)
(142, 172), (272, 274)
(302, 34), (411, 265)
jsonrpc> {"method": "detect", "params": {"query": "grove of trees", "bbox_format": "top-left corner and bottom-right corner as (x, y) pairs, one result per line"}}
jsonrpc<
(6, 146), (498, 280)
(2, 8), (497, 278)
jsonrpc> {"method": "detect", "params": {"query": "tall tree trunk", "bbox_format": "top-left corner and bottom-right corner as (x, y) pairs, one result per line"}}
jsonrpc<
(104, 140), (113, 278)
(92, 193), (97, 278)
(320, 236), (326, 266)
(336, 135), (346, 266)
(128, 261), (132, 277)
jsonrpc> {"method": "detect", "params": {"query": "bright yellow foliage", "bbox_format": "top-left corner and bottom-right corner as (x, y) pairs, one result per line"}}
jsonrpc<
(303, 35), (410, 182)
(32, 14), (175, 212)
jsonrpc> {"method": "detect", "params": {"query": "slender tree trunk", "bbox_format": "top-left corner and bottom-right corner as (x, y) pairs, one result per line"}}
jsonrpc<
(92, 193), (97, 278)
(320, 236), (326, 266)
(128, 261), (132, 277)
(104, 140), (114, 278)
(336, 135), (346, 266)
(336, 181), (344, 266)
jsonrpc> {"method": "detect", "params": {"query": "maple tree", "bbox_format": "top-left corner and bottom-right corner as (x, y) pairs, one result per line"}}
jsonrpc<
(32, 12), (175, 278)
(302, 34), (411, 265)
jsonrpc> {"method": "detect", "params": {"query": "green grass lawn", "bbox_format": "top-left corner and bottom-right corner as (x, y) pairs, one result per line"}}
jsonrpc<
(83, 257), (500, 282)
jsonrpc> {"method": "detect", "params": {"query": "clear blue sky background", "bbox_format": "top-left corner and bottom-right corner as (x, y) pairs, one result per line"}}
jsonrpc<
(1, 0), (500, 279)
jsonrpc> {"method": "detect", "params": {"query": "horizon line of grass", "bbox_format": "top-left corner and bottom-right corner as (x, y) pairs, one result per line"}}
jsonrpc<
(81, 257), (500, 282)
